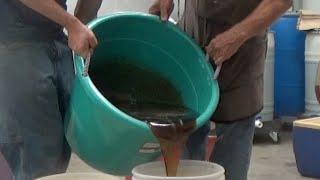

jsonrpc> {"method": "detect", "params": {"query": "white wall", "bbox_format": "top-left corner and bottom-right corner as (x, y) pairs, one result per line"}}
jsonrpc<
(66, 0), (185, 21)
(303, 0), (320, 13)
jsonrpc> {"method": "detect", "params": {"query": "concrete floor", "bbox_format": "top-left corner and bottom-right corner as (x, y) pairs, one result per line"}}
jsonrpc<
(249, 128), (317, 180)
(67, 128), (318, 180)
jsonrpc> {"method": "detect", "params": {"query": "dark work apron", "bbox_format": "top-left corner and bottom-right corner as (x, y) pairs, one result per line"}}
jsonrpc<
(179, 0), (267, 122)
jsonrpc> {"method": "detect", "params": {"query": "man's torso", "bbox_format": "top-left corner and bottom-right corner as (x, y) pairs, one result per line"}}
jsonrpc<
(180, 0), (267, 121)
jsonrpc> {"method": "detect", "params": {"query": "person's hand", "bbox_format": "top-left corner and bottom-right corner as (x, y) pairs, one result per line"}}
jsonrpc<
(149, 0), (174, 21)
(206, 28), (247, 65)
(65, 17), (98, 58)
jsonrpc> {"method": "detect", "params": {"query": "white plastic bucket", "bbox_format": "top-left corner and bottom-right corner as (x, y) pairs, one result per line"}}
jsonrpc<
(36, 173), (122, 180)
(132, 160), (225, 180)
(305, 31), (320, 116)
(257, 32), (275, 122)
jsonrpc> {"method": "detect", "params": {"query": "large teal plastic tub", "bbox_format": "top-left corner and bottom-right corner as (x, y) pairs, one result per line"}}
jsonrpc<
(65, 13), (219, 176)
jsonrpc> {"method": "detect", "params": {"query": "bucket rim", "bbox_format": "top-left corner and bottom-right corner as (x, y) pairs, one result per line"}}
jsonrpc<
(132, 160), (225, 180)
(36, 172), (121, 180)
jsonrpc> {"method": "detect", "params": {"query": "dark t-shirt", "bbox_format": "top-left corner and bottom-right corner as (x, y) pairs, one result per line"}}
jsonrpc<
(1, 0), (67, 36)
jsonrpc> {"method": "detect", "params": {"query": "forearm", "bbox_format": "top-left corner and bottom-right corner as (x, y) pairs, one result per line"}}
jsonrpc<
(75, 0), (102, 24)
(19, 0), (77, 29)
(231, 0), (292, 42)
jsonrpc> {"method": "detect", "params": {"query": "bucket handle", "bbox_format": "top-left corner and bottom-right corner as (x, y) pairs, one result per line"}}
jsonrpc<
(82, 53), (92, 77)
(214, 65), (222, 80)
(206, 54), (222, 80)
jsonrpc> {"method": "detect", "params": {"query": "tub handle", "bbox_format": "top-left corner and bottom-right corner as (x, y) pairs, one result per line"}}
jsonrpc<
(206, 53), (222, 80)
(83, 53), (91, 77)
(214, 65), (222, 80)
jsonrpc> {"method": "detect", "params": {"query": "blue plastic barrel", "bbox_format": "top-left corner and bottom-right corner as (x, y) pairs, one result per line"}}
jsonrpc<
(271, 14), (306, 117)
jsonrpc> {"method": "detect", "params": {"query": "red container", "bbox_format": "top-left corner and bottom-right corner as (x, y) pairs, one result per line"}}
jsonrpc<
(0, 152), (13, 180)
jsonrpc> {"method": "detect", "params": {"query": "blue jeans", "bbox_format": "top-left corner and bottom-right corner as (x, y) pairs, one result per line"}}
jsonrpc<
(0, 35), (74, 179)
(184, 117), (256, 180)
